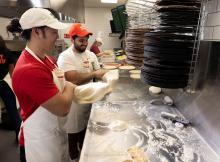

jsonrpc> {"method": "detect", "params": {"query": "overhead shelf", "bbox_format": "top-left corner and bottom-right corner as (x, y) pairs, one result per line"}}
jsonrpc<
(109, 33), (121, 37)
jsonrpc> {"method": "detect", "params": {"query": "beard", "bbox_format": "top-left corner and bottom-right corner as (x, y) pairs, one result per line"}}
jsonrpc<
(74, 42), (87, 53)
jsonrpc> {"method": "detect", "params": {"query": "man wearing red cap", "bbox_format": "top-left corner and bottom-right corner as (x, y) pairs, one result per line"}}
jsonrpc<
(57, 23), (107, 161)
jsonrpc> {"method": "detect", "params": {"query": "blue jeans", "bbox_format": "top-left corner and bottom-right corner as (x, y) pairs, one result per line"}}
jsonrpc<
(0, 80), (21, 138)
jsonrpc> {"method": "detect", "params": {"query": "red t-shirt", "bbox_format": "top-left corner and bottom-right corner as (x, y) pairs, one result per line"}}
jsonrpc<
(12, 50), (59, 146)
(90, 44), (100, 55)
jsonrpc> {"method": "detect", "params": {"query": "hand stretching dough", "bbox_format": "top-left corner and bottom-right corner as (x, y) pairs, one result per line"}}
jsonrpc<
(73, 82), (111, 104)
(102, 69), (119, 90)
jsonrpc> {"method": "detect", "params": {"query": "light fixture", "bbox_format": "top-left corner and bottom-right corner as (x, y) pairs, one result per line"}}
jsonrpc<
(30, 0), (43, 7)
(101, 0), (118, 4)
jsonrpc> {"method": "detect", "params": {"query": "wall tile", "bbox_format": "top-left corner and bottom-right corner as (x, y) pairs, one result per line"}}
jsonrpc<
(205, 0), (218, 13)
(217, 0), (220, 11)
(201, 27), (214, 40)
(213, 26), (220, 40)
(206, 12), (220, 26)
(202, 12), (208, 27)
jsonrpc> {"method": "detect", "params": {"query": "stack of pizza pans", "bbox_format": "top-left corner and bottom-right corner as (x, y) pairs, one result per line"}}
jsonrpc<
(125, 28), (151, 67)
(141, 0), (201, 88)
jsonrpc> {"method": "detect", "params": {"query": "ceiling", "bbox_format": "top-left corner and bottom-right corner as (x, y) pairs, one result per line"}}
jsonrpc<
(84, 0), (127, 8)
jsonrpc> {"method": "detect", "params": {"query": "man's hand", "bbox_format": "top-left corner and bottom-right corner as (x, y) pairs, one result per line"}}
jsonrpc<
(64, 81), (77, 91)
(93, 69), (107, 79)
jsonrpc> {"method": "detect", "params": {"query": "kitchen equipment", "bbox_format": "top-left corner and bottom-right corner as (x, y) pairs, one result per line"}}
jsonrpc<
(140, 0), (201, 88)
(125, 28), (151, 67)
(161, 112), (191, 126)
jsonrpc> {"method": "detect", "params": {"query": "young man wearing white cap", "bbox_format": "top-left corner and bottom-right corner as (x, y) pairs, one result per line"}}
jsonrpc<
(12, 8), (76, 162)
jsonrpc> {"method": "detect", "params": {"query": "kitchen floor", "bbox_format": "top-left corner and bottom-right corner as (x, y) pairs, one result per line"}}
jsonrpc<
(0, 125), (20, 162)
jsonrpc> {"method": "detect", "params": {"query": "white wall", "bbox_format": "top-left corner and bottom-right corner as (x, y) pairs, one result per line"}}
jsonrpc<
(201, 0), (220, 41)
(0, 17), (11, 39)
(0, 7), (121, 50)
(84, 7), (121, 50)
(59, 7), (121, 50)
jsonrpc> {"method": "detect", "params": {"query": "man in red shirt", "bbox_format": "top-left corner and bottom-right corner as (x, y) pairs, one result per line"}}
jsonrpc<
(90, 37), (105, 57)
(12, 8), (75, 162)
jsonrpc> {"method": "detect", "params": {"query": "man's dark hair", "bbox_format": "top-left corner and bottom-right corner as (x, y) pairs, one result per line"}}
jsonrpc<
(21, 29), (31, 40)
(21, 26), (47, 41)
(0, 35), (7, 51)
(72, 35), (78, 40)
(72, 35), (89, 40)
(7, 18), (22, 34)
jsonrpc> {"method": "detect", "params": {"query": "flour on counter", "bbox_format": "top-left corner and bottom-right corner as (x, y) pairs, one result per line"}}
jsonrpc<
(109, 120), (128, 132)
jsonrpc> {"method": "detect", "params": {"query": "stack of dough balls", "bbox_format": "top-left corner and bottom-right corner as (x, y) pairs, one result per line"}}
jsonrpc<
(119, 65), (136, 70)
(129, 70), (141, 79)
(73, 82), (111, 104)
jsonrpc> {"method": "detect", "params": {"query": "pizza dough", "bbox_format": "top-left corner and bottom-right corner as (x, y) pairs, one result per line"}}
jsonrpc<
(109, 120), (128, 132)
(119, 65), (136, 70)
(129, 70), (141, 74)
(149, 86), (162, 94)
(73, 82), (111, 104)
(103, 65), (117, 70)
(102, 69), (119, 91)
(130, 74), (141, 79)
(103, 63), (121, 67)
(127, 146), (149, 162)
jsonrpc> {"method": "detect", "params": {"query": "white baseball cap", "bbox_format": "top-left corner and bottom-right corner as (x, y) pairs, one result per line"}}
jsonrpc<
(96, 37), (103, 44)
(19, 8), (68, 30)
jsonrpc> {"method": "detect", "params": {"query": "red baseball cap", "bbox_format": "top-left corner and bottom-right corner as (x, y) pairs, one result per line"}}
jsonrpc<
(68, 23), (92, 38)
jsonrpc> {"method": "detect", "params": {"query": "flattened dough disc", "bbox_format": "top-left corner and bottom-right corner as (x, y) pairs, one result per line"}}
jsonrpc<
(109, 120), (128, 132)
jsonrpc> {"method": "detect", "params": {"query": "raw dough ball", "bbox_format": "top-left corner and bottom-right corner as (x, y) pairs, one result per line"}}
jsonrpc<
(149, 86), (162, 94)
(130, 74), (141, 79)
(163, 96), (173, 105)
(109, 120), (128, 132)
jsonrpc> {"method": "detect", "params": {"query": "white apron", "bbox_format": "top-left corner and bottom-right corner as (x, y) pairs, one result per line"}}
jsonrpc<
(60, 51), (93, 133)
(22, 48), (68, 162)
(64, 102), (91, 133)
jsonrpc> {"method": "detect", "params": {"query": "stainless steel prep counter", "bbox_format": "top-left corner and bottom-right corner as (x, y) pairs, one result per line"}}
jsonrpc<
(79, 77), (220, 162)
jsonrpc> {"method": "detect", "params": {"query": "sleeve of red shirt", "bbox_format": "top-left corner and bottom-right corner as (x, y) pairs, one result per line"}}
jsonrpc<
(90, 45), (100, 54)
(22, 67), (59, 105)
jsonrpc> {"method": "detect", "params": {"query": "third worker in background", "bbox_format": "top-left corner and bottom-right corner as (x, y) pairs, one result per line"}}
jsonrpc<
(90, 37), (105, 57)
(57, 23), (107, 161)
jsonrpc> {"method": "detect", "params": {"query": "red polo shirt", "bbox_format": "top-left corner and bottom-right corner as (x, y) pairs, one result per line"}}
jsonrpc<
(12, 49), (59, 146)
(90, 44), (100, 55)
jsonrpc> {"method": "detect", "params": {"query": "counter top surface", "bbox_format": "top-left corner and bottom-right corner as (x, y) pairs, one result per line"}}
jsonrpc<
(79, 76), (220, 162)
